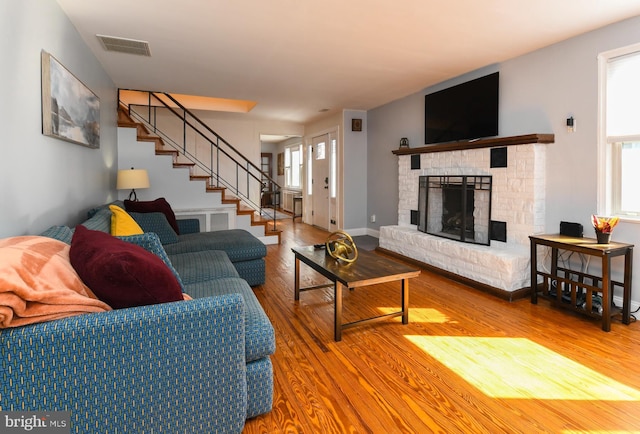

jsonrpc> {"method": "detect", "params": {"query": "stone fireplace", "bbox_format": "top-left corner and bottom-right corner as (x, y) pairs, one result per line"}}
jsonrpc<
(379, 134), (554, 297)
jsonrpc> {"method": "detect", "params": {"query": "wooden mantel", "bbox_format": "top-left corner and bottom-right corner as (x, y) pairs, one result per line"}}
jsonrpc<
(391, 133), (554, 155)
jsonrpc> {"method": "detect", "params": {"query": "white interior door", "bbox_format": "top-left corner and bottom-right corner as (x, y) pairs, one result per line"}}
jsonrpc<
(312, 134), (330, 230)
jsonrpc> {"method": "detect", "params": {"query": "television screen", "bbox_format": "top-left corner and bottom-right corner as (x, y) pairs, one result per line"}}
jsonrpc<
(425, 72), (499, 144)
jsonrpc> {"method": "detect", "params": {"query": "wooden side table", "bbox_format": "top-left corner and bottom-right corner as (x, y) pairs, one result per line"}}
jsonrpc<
(530, 234), (633, 331)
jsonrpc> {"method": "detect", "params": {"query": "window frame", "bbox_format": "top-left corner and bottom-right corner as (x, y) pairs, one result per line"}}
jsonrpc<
(597, 42), (640, 220)
(284, 143), (303, 189)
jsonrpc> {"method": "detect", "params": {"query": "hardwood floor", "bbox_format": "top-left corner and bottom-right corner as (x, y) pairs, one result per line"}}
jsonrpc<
(244, 219), (640, 433)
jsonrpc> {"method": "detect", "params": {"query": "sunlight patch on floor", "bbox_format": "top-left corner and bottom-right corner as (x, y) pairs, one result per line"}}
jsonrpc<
(406, 336), (640, 400)
(562, 431), (640, 433)
(377, 307), (452, 323)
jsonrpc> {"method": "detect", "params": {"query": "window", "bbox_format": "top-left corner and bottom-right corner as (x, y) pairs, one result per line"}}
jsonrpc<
(330, 138), (337, 198)
(307, 144), (313, 195)
(598, 43), (640, 217)
(284, 144), (303, 189)
(316, 141), (326, 160)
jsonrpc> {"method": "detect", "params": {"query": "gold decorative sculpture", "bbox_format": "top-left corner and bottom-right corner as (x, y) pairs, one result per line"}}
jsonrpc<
(325, 231), (358, 263)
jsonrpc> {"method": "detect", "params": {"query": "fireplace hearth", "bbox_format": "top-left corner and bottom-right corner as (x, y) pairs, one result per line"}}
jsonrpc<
(418, 175), (492, 245)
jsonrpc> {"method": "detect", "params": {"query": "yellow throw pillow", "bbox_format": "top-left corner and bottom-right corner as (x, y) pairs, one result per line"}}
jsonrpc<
(109, 205), (143, 236)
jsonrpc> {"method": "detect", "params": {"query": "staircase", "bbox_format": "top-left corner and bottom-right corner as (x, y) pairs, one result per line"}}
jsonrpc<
(117, 101), (282, 244)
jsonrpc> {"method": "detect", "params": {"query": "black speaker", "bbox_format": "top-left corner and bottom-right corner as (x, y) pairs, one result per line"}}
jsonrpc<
(560, 221), (583, 237)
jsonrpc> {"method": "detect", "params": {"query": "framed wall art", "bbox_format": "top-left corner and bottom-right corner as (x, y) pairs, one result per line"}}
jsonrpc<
(277, 152), (284, 176)
(41, 50), (100, 148)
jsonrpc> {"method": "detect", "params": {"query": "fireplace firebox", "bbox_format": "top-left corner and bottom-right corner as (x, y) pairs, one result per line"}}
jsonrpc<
(418, 175), (492, 245)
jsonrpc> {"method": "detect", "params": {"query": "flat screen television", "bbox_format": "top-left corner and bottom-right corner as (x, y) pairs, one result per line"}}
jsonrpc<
(424, 72), (499, 144)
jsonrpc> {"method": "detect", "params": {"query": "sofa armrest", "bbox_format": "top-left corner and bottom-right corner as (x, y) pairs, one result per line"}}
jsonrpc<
(0, 295), (247, 433)
(177, 218), (201, 234)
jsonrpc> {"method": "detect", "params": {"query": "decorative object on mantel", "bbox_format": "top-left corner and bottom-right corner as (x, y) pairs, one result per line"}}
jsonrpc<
(399, 137), (410, 149)
(591, 214), (619, 244)
(325, 231), (358, 263)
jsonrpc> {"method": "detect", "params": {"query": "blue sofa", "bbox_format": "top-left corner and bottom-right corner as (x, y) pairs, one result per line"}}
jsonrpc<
(0, 203), (275, 433)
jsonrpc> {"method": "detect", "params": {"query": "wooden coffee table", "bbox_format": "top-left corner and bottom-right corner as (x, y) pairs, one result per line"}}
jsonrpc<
(292, 246), (421, 341)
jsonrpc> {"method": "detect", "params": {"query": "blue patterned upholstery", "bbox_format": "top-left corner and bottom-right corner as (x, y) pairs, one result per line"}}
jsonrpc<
(86, 200), (124, 218)
(170, 250), (240, 284)
(177, 218), (201, 234)
(129, 211), (179, 244)
(79, 207), (112, 233)
(232, 259), (266, 286)
(0, 296), (248, 433)
(163, 229), (267, 285)
(39, 225), (75, 244)
(165, 229), (267, 261)
(246, 357), (274, 419)
(185, 277), (275, 364)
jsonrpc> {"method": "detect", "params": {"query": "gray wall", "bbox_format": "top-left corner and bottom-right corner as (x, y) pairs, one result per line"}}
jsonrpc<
(367, 15), (640, 302)
(367, 91), (423, 234)
(1, 1), (117, 238)
(343, 110), (368, 231)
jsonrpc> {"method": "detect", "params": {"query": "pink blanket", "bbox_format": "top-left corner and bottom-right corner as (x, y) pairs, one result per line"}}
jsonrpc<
(0, 236), (111, 328)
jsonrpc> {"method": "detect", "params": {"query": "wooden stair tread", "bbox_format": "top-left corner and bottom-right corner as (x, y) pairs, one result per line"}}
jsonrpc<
(156, 149), (178, 156)
(137, 135), (163, 143)
(117, 120), (138, 128)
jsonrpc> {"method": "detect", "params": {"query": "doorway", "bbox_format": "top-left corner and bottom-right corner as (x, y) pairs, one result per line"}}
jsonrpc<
(309, 131), (338, 230)
(260, 152), (274, 207)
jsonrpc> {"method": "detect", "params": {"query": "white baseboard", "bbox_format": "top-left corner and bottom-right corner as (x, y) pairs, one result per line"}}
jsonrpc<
(342, 228), (380, 238)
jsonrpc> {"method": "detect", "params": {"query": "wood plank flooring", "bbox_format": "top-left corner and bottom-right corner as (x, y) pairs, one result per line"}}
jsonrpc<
(244, 219), (640, 433)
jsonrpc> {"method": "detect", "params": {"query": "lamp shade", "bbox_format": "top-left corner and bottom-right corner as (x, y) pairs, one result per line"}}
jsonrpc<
(117, 169), (150, 190)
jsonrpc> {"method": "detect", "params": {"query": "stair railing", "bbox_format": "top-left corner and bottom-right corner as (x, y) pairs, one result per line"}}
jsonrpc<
(118, 89), (282, 231)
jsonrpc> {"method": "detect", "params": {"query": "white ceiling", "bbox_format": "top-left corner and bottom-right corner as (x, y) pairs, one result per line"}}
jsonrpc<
(57, 0), (640, 124)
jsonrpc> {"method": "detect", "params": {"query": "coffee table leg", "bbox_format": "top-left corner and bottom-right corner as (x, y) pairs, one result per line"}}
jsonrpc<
(335, 282), (343, 341)
(294, 255), (300, 301)
(402, 278), (409, 324)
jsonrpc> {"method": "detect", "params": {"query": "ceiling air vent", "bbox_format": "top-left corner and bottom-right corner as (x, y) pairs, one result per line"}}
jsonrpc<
(96, 34), (151, 56)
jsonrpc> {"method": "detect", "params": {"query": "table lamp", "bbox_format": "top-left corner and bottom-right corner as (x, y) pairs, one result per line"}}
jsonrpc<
(117, 167), (150, 201)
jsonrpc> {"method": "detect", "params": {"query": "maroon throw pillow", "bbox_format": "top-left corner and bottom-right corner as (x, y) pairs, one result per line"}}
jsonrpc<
(124, 197), (180, 234)
(69, 225), (183, 309)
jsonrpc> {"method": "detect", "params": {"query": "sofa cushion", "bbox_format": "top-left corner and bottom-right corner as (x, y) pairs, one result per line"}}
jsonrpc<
(70, 226), (183, 309)
(129, 212), (178, 245)
(125, 197), (180, 235)
(168, 250), (239, 285)
(0, 236), (111, 328)
(185, 277), (275, 363)
(117, 233), (186, 292)
(109, 205), (144, 236)
(230, 259), (266, 287)
(80, 207), (112, 233)
(40, 225), (75, 244)
(164, 229), (267, 262)
(87, 200), (124, 218)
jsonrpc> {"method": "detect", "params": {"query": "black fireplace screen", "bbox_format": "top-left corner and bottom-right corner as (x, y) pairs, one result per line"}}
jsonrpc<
(418, 175), (492, 245)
